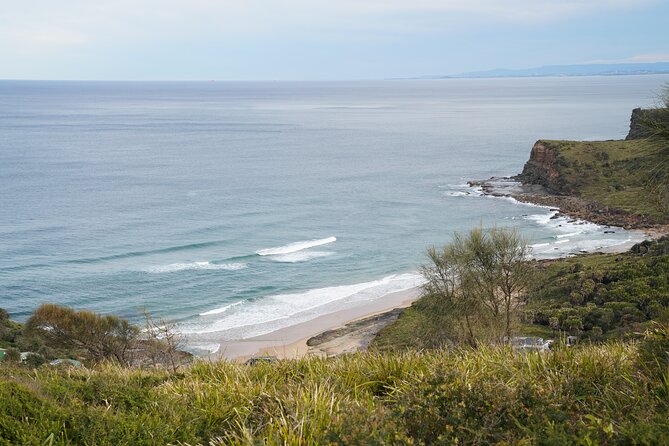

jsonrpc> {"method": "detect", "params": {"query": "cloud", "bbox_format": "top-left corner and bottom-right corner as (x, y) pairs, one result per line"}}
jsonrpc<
(627, 53), (669, 62)
(586, 53), (669, 64)
(0, 26), (89, 50)
(0, 0), (660, 53)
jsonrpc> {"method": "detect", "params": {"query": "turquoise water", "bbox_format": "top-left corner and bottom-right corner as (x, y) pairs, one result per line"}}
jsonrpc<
(1, 76), (667, 352)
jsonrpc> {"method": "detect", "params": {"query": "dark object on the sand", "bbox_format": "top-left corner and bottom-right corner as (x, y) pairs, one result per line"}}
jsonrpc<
(306, 308), (404, 347)
(245, 355), (277, 366)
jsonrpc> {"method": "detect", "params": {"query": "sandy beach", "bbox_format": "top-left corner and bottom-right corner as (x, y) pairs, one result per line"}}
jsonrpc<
(215, 286), (421, 362)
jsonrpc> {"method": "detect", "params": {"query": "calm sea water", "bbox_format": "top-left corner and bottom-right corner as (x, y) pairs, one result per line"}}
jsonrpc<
(1, 76), (667, 352)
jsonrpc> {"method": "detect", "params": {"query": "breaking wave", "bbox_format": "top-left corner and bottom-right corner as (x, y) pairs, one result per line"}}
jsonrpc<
(145, 262), (247, 274)
(267, 251), (334, 263)
(200, 301), (244, 316)
(256, 237), (337, 256)
(181, 272), (425, 338)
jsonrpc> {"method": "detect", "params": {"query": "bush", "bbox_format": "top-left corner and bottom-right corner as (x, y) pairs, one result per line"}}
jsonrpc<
(25, 304), (139, 365)
(23, 353), (46, 368)
(3, 348), (20, 363)
(637, 322), (669, 380)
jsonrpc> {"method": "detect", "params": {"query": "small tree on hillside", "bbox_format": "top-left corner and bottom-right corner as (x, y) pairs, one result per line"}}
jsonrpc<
(25, 304), (140, 365)
(142, 310), (187, 373)
(421, 227), (533, 347)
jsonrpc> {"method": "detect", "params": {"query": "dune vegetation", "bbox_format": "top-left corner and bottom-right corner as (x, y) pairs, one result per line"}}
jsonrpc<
(1, 337), (669, 445)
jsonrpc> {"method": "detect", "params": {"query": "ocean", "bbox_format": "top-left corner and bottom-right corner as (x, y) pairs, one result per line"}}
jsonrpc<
(1, 75), (667, 353)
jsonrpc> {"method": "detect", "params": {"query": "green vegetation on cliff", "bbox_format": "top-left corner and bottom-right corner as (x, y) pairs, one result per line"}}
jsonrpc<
(518, 90), (669, 224)
(529, 138), (668, 223)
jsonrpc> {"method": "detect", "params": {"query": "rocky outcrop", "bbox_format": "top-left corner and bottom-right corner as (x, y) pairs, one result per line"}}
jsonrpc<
(626, 107), (666, 140)
(626, 108), (651, 140)
(515, 140), (568, 195)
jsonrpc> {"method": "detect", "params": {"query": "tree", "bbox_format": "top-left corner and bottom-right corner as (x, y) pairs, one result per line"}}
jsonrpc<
(142, 310), (187, 373)
(421, 227), (534, 347)
(0, 308), (23, 344)
(25, 304), (140, 365)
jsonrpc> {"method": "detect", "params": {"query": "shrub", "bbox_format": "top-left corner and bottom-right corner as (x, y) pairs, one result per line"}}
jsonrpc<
(25, 304), (139, 365)
(637, 322), (669, 380)
(3, 348), (20, 363)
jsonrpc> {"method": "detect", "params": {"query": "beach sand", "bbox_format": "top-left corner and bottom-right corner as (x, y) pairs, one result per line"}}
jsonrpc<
(215, 287), (420, 362)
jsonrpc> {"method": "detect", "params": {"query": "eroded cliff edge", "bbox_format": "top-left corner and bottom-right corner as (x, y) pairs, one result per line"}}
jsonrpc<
(472, 108), (669, 231)
(515, 140), (569, 195)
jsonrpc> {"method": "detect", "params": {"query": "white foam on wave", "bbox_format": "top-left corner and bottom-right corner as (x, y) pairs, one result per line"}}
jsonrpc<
(268, 251), (334, 263)
(440, 184), (483, 197)
(185, 343), (220, 355)
(145, 262), (247, 274)
(181, 272), (425, 338)
(454, 185), (645, 260)
(517, 206), (648, 258)
(200, 300), (243, 316)
(531, 237), (634, 257)
(256, 236), (337, 256)
(555, 231), (582, 239)
(530, 242), (551, 249)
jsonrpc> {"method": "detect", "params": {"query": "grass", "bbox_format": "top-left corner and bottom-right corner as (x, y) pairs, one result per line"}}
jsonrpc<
(539, 139), (668, 222)
(1, 341), (668, 445)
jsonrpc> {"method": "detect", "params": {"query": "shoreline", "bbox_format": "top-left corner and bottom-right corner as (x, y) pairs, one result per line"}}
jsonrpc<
(470, 176), (669, 234)
(214, 286), (421, 362)
(203, 179), (665, 363)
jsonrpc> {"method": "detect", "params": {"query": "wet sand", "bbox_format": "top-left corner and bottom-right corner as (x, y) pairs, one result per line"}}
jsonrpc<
(215, 287), (420, 361)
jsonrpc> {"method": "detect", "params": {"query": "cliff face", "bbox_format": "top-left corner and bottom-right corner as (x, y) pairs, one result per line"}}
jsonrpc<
(626, 108), (651, 140)
(625, 107), (669, 140)
(517, 140), (567, 194)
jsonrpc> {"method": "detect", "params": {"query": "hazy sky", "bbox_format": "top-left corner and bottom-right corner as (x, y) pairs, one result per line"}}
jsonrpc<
(2, 0), (668, 80)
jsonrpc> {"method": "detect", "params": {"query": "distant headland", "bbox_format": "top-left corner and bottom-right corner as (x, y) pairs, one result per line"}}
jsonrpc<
(404, 62), (669, 79)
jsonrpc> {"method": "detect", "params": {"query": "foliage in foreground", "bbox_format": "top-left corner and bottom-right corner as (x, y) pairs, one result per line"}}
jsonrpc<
(1, 337), (668, 445)
(1, 304), (190, 370)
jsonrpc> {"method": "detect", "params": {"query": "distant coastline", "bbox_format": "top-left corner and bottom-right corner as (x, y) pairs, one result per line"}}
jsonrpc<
(396, 62), (669, 80)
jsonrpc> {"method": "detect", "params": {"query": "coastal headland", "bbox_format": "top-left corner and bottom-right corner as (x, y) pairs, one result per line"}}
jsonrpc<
(471, 108), (669, 232)
(231, 106), (669, 361)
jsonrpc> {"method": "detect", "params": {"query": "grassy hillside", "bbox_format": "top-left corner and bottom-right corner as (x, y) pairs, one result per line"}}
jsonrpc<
(538, 139), (668, 223)
(1, 341), (669, 445)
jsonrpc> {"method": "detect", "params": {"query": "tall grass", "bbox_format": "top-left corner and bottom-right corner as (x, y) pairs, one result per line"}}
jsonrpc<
(1, 342), (667, 445)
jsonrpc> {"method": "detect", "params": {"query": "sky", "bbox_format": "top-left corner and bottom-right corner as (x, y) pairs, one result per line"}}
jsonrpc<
(1, 0), (668, 80)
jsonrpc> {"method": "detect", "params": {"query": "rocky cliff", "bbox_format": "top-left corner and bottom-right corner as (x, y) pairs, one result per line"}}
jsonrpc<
(516, 140), (568, 195)
(626, 108), (652, 140)
(519, 107), (654, 193)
